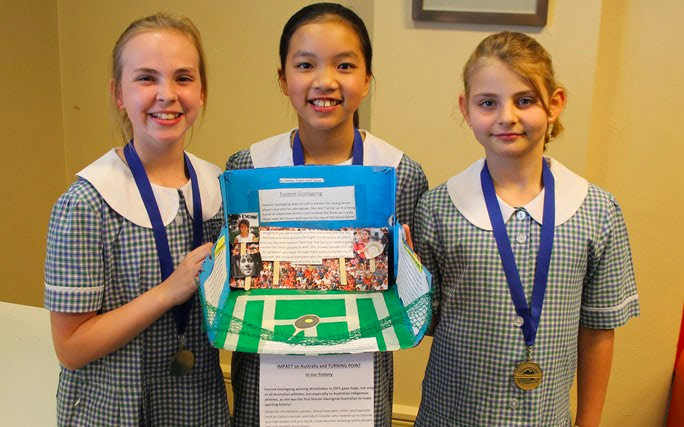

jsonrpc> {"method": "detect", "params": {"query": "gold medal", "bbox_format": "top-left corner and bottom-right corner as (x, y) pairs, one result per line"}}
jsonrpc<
(170, 349), (195, 376)
(513, 360), (543, 390)
(170, 335), (195, 376)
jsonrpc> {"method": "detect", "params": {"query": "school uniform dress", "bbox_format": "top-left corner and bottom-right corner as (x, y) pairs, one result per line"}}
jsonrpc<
(225, 130), (428, 426)
(44, 149), (231, 426)
(413, 158), (639, 426)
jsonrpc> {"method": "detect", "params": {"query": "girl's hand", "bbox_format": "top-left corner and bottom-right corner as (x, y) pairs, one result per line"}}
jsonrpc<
(402, 224), (422, 263)
(402, 224), (414, 250)
(50, 244), (214, 370)
(161, 242), (213, 306)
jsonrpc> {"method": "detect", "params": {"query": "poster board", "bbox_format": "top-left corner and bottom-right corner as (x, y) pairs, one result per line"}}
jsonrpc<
(199, 165), (431, 355)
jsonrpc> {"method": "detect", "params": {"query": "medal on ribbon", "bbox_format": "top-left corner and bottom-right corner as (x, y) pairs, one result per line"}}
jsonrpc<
(481, 159), (555, 391)
(124, 143), (204, 377)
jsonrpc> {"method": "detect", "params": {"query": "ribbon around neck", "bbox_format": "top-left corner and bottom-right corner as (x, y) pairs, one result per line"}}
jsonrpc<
(292, 128), (364, 166)
(123, 142), (203, 337)
(480, 159), (555, 347)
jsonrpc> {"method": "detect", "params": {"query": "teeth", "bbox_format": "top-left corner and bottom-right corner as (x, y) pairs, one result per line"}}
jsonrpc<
(152, 112), (180, 120)
(312, 99), (339, 107)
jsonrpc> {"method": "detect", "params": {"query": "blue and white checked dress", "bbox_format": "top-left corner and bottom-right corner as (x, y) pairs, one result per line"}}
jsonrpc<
(414, 158), (639, 426)
(225, 130), (428, 426)
(44, 150), (231, 426)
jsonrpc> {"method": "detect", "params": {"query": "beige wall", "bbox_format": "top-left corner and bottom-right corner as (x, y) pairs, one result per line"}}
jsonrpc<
(2, 0), (681, 425)
(587, 0), (684, 423)
(0, 0), (65, 306)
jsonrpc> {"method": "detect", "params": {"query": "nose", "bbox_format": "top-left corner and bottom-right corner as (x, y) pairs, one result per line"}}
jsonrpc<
(156, 81), (178, 103)
(313, 67), (339, 91)
(498, 101), (518, 126)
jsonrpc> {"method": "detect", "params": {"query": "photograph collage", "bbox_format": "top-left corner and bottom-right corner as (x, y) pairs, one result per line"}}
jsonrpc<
(228, 214), (390, 292)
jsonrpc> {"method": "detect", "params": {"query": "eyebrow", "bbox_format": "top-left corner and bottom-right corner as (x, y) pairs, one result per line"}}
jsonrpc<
(291, 50), (360, 60)
(132, 67), (197, 74)
(472, 90), (537, 98)
(133, 67), (159, 74)
(174, 67), (197, 74)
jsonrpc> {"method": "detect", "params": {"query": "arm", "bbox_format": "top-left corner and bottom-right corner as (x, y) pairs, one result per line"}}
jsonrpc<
(395, 156), (429, 231)
(574, 325), (615, 426)
(575, 192), (638, 425)
(50, 242), (213, 370)
(413, 193), (442, 335)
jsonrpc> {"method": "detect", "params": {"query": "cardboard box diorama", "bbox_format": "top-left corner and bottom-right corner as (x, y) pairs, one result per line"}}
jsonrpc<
(199, 165), (432, 355)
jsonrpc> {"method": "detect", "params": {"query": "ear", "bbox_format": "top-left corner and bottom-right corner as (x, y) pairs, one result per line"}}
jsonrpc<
(547, 87), (566, 124)
(458, 93), (471, 126)
(361, 73), (371, 99)
(110, 79), (124, 110)
(200, 88), (206, 107)
(277, 68), (288, 96)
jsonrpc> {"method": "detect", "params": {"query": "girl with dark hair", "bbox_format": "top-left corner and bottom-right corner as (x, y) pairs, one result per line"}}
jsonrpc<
(226, 3), (428, 425)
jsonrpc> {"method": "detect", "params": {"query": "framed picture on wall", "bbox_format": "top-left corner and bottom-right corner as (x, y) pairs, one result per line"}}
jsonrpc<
(412, 0), (548, 26)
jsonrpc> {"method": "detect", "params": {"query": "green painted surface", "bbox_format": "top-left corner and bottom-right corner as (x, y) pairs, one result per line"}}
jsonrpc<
(235, 300), (264, 352)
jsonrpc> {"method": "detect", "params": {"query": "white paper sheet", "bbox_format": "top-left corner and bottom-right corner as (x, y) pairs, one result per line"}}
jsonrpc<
(202, 237), (228, 323)
(396, 241), (430, 307)
(259, 229), (354, 264)
(260, 353), (374, 426)
(259, 186), (356, 222)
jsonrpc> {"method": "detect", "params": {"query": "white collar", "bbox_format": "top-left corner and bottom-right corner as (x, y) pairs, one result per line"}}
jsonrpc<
(77, 149), (222, 229)
(446, 157), (588, 230)
(249, 129), (404, 168)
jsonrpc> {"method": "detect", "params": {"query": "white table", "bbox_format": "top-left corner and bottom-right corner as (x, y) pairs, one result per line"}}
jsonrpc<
(0, 301), (59, 425)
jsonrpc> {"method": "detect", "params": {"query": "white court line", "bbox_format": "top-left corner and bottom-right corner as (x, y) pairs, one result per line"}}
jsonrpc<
(345, 295), (360, 332)
(261, 298), (276, 331)
(370, 293), (400, 350)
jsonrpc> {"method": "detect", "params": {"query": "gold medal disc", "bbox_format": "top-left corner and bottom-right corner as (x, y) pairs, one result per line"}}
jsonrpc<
(513, 361), (543, 390)
(170, 349), (195, 376)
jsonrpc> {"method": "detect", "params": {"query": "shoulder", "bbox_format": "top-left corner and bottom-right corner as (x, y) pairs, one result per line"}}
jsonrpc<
(225, 149), (254, 170)
(184, 152), (223, 220)
(580, 183), (625, 229)
(585, 183), (620, 209)
(250, 131), (295, 168)
(185, 152), (221, 177)
(396, 153), (427, 181)
(362, 131), (404, 168)
(53, 178), (105, 215)
(226, 131), (294, 169)
(361, 131), (427, 191)
(418, 183), (450, 210)
(47, 178), (108, 245)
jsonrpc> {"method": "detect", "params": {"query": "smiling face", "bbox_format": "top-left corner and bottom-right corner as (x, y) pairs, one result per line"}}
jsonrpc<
(459, 58), (564, 163)
(278, 19), (370, 134)
(114, 30), (204, 150)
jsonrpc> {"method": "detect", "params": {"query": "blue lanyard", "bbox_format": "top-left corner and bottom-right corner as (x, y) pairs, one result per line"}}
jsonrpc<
(123, 143), (203, 336)
(480, 160), (555, 348)
(292, 128), (364, 165)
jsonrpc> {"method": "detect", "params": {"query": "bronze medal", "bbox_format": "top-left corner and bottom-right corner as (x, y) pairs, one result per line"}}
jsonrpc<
(513, 360), (543, 390)
(170, 348), (195, 376)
